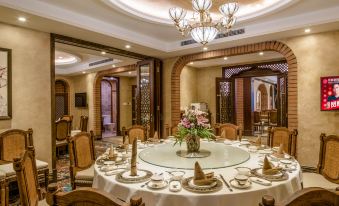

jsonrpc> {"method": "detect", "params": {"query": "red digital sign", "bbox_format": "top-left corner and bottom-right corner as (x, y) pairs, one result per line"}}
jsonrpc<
(321, 76), (339, 111)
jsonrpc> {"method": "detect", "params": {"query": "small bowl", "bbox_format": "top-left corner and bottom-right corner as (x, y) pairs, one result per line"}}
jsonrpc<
(235, 167), (251, 176)
(169, 171), (185, 181)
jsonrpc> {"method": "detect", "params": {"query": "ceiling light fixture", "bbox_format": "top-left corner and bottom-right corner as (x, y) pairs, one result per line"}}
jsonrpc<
(259, 52), (264, 56)
(125, 45), (131, 49)
(112, 64), (116, 68)
(203, 47), (208, 51)
(169, 0), (239, 45)
(304, 28), (311, 33)
(58, 56), (63, 59)
(82, 71), (86, 74)
(128, 71), (132, 74)
(18, 17), (27, 22)
(190, 62), (194, 65)
(101, 51), (106, 55)
(223, 57), (228, 60)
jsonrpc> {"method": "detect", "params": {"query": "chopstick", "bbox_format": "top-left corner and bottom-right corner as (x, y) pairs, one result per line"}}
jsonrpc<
(219, 174), (233, 192)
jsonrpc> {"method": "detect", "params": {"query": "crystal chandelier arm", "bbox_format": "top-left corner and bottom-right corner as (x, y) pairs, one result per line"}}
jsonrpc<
(169, 7), (187, 23)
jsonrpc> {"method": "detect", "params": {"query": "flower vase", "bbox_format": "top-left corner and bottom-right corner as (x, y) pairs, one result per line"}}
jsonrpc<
(186, 135), (200, 153)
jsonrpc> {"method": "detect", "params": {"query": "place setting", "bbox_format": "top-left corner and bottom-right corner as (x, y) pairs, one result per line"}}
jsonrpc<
(115, 138), (153, 183)
(181, 162), (223, 193)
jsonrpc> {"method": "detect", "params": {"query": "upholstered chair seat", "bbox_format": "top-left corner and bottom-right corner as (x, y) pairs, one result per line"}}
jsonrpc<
(75, 164), (94, 185)
(302, 173), (338, 190)
(0, 159), (49, 177)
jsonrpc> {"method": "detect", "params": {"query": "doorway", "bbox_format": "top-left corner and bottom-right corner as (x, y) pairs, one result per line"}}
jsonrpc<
(101, 77), (119, 138)
(55, 79), (69, 120)
(216, 61), (288, 136)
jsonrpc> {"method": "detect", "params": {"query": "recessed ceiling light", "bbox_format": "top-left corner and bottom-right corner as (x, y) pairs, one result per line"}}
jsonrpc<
(304, 28), (311, 33)
(82, 71), (86, 74)
(203, 47), (208, 51)
(112, 64), (116, 68)
(18, 17), (26, 22)
(128, 71), (132, 74)
(259, 52), (264, 56)
(101, 51), (106, 55)
(223, 57), (228, 60)
(189, 62), (194, 65)
(58, 56), (63, 59)
(125, 45), (131, 49)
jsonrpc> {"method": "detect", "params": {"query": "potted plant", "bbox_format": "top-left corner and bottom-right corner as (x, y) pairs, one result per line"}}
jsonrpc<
(174, 109), (214, 153)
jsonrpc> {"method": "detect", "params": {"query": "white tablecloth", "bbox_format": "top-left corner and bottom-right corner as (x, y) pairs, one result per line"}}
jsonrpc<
(93, 142), (302, 206)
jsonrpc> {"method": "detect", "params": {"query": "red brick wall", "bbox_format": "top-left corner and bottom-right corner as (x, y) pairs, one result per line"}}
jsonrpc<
(235, 79), (244, 129)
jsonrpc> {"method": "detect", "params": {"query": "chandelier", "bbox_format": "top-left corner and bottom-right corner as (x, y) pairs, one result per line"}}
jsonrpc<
(169, 0), (239, 45)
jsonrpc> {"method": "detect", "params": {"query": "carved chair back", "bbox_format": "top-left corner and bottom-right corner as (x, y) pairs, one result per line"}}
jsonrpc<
(0, 129), (33, 162)
(56, 120), (70, 141)
(317, 134), (339, 184)
(269, 111), (278, 125)
(259, 187), (339, 206)
(79, 116), (89, 132)
(61, 115), (73, 133)
(268, 127), (298, 157)
(128, 125), (146, 143)
(218, 123), (242, 141)
(46, 184), (145, 206)
(13, 146), (41, 206)
(253, 111), (261, 124)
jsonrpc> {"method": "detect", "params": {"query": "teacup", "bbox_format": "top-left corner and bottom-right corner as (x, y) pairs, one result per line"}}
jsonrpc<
(235, 167), (251, 176)
(248, 145), (258, 153)
(234, 174), (249, 186)
(150, 174), (164, 186)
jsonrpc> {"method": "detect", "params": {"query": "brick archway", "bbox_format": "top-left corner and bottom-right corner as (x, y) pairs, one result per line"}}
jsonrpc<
(93, 65), (136, 136)
(171, 41), (298, 129)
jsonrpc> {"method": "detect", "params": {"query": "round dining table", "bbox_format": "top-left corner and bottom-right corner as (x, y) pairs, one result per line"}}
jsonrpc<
(93, 140), (302, 206)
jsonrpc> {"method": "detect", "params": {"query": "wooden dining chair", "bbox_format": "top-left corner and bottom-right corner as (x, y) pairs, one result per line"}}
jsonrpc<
(268, 127), (298, 157)
(79, 116), (89, 132)
(217, 123), (242, 141)
(127, 125), (146, 143)
(13, 146), (47, 206)
(302, 134), (339, 189)
(253, 111), (262, 134)
(0, 171), (5, 206)
(61, 115), (73, 134)
(56, 119), (71, 157)
(68, 131), (95, 189)
(0, 129), (49, 205)
(259, 187), (339, 206)
(46, 183), (145, 206)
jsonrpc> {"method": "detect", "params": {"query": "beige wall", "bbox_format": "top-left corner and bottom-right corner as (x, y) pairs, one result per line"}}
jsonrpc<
(180, 66), (197, 109)
(282, 31), (339, 166)
(0, 23), (52, 167)
(163, 30), (339, 166)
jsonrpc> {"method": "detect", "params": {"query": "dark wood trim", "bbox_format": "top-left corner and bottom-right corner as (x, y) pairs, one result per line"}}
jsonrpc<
(0, 47), (12, 120)
(52, 34), (150, 60)
(243, 78), (252, 135)
(50, 34), (57, 182)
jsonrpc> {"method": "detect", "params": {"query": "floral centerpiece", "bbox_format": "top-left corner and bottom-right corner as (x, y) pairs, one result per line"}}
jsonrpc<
(174, 109), (214, 153)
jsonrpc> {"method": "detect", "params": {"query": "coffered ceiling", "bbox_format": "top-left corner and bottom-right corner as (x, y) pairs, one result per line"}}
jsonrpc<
(0, 0), (339, 58)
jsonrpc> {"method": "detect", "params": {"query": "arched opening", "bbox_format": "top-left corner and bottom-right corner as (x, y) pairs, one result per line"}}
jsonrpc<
(55, 79), (69, 120)
(171, 41), (298, 130)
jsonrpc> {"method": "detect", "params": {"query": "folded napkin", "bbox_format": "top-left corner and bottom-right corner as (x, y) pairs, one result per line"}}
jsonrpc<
(153, 131), (159, 140)
(254, 136), (261, 145)
(108, 145), (117, 160)
(274, 144), (285, 158)
(130, 138), (137, 176)
(220, 130), (226, 139)
(193, 161), (216, 186)
(262, 156), (280, 175)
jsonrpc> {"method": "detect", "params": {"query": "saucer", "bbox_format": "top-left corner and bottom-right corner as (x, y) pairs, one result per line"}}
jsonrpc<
(229, 179), (251, 189)
(147, 180), (168, 190)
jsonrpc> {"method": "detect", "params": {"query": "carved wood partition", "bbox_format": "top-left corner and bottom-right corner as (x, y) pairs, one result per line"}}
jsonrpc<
(171, 41), (298, 131)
